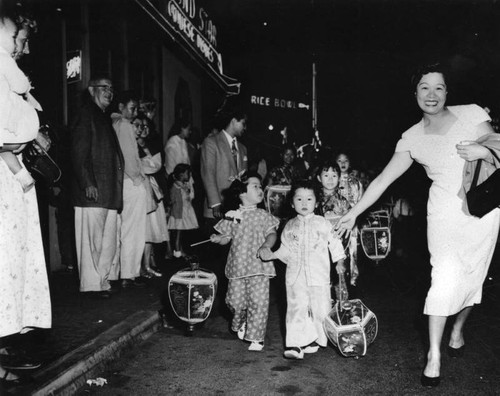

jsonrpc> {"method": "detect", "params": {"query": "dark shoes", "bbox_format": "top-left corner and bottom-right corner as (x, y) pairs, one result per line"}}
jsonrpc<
(121, 278), (146, 288)
(447, 345), (465, 358)
(421, 373), (440, 388)
(84, 291), (111, 299)
(0, 354), (41, 371)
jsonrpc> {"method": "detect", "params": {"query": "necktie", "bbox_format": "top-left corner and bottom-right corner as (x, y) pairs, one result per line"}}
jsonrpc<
(231, 138), (238, 170)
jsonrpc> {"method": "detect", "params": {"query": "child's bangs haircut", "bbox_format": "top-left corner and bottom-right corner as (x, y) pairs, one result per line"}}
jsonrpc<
(317, 160), (341, 178)
(172, 163), (191, 180)
(222, 171), (262, 212)
(290, 179), (319, 201)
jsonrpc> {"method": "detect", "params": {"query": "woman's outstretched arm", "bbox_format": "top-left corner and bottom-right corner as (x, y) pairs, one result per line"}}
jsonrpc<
(335, 150), (413, 236)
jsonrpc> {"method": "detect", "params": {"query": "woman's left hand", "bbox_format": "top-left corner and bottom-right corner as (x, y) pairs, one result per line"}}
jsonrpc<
(456, 141), (490, 162)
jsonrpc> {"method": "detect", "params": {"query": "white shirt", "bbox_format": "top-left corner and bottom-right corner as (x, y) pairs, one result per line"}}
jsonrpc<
(165, 134), (190, 175)
(223, 130), (239, 165)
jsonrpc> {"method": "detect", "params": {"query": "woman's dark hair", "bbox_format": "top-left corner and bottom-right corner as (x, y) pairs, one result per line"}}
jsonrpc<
(115, 90), (139, 106)
(222, 171), (262, 211)
(134, 113), (148, 123)
(411, 62), (449, 89)
(316, 160), (341, 179)
(170, 117), (191, 135)
(290, 179), (319, 201)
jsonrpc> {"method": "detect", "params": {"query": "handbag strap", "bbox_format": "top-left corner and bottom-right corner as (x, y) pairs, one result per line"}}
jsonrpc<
(488, 148), (500, 163)
(471, 160), (482, 189)
(470, 148), (500, 189)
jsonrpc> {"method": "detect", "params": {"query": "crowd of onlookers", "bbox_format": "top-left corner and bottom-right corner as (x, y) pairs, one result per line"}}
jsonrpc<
(67, 74), (389, 301)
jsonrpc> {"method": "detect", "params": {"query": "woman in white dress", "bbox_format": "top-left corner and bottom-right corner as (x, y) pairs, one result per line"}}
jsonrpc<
(335, 63), (500, 388)
(0, 146), (52, 382)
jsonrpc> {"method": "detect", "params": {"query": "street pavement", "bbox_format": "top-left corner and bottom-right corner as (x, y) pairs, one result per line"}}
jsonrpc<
(3, 230), (500, 395)
(74, 249), (500, 395)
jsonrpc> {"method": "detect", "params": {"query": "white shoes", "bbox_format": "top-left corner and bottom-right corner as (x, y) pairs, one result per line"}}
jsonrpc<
(237, 322), (246, 340)
(236, 322), (264, 351)
(248, 341), (264, 352)
(302, 343), (320, 354)
(283, 347), (304, 360)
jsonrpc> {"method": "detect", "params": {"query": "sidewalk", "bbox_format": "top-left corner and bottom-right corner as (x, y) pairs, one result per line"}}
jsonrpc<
(3, 253), (193, 396)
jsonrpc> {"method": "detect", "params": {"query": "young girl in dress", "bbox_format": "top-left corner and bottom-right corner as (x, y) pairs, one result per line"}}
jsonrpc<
(210, 172), (279, 352)
(333, 155), (362, 285)
(316, 160), (359, 286)
(261, 180), (346, 359)
(167, 163), (198, 257)
(335, 152), (364, 207)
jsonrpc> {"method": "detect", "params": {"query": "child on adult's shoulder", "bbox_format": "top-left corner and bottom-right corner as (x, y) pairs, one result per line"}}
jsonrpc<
(260, 179), (346, 359)
(0, 17), (41, 192)
(210, 171), (279, 352)
(167, 163), (198, 258)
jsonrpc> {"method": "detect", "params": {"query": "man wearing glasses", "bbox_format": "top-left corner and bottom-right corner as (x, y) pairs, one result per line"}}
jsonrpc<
(71, 77), (124, 299)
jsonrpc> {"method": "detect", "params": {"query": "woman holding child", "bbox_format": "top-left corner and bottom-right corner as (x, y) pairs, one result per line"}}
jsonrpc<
(336, 63), (500, 387)
(0, 13), (51, 384)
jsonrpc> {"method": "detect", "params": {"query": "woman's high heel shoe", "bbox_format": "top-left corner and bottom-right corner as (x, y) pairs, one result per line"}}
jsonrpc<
(447, 345), (465, 358)
(421, 373), (440, 388)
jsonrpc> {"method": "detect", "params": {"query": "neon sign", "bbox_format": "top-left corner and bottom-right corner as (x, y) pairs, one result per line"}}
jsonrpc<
(66, 50), (82, 83)
(136, 0), (240, 94)
(250, 95), (310, 110)
(164, 0), (221, 73)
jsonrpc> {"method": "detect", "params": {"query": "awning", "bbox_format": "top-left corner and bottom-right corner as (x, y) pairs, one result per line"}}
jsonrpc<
(135, 0), (241, 95)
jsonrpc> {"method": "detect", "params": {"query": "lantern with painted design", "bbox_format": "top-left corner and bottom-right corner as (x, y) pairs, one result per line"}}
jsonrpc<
(168, 257), (217, 334)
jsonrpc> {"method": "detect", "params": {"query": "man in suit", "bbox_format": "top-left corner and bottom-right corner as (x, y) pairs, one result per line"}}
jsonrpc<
(71, 77), (124, 299)
(200, 109), (248, 223)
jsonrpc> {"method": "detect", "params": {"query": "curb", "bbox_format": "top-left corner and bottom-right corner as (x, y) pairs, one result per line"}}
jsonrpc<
(12, 309), (162, 396)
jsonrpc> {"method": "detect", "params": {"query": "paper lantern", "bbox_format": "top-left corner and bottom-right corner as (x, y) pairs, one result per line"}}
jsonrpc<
(324, 274), (378, 357)
(168, 258), (217, 334)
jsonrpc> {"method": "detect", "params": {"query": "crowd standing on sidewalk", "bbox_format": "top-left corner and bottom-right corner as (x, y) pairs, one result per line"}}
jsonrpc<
(1, 3), (500, 393)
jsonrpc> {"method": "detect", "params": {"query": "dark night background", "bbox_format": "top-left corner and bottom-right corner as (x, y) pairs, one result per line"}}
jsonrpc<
(207, 0), (500, 170)
(14, 0), (500, 172)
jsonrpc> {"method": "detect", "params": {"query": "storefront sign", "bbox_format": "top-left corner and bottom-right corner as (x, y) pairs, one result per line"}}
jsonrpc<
(250, 95), (310, 110)
(165, 0), (221, 73)
(136, 0), (239, 94)
(66, 50), (82, 84)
